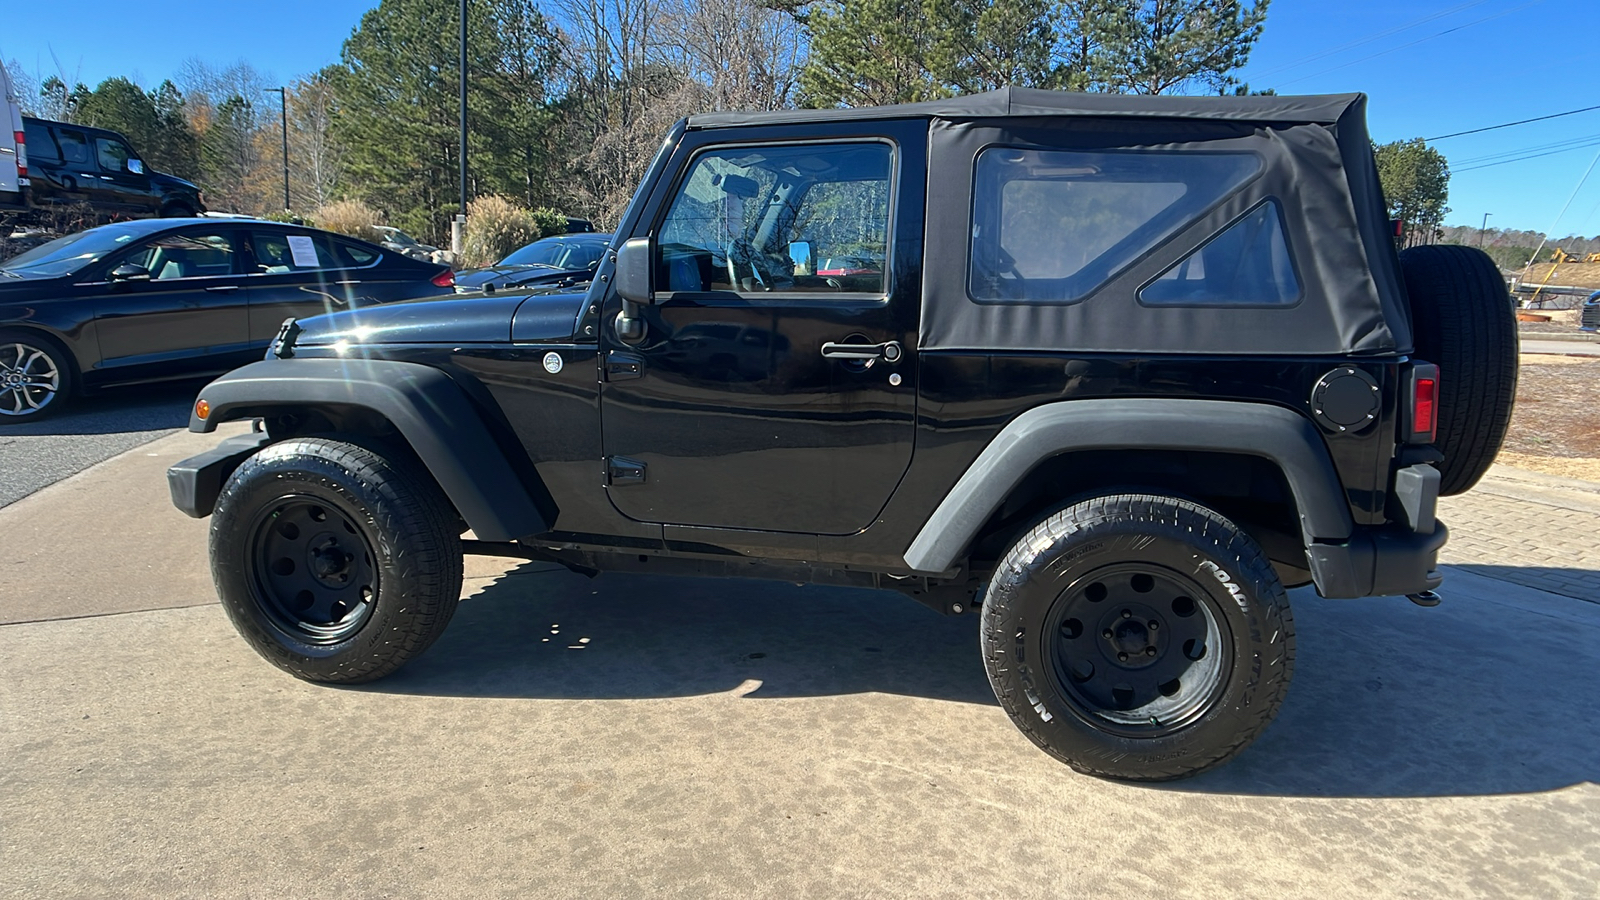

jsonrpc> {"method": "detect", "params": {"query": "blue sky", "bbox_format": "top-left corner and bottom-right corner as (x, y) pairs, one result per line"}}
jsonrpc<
(4, 0), (1597, 235)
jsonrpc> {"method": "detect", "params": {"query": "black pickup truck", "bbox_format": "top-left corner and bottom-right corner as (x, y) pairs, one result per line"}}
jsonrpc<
(170, 88), (1515, 781)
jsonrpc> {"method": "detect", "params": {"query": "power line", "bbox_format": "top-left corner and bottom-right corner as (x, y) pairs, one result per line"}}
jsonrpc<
(1276, 0), (1545, 89)
(1453, 131), (1600, 166)
(1454, 140), (1600, 173)
(1425, 104), (1600, 141)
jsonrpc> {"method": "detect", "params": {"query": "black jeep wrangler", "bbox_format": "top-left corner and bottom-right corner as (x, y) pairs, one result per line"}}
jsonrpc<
(169, 89), (1515, 781)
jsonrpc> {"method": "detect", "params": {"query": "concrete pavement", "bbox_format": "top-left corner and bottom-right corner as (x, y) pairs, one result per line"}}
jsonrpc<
(1, 431), (1597, 898)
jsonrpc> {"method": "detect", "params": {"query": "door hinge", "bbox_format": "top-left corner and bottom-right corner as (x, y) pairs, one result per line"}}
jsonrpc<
(605, 350), (644, 381)
(606, 456), (647, 485)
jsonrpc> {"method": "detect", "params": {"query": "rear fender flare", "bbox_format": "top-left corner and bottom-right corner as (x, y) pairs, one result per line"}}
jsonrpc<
(902, 399), (1354, 573)
(191, 358), (549, 541)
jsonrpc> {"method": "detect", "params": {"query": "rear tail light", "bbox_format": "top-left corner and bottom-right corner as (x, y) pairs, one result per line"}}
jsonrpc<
(1407, 362), (1439, 444)
(14, 130), (26, 179)
(430, 270), (455, 288)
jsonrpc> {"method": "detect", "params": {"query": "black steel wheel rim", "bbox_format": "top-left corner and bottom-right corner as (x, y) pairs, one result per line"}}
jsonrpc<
(1044, 562), (1233, 738)
(248, 495), (379, 645)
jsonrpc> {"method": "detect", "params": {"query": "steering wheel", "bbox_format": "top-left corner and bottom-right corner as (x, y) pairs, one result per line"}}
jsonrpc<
(726, 239), (774, 292)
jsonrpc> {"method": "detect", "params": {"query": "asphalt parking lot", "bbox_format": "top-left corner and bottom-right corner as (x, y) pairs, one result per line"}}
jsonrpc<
(2, 425), (1598, 898)
(0, 379), (200, 508)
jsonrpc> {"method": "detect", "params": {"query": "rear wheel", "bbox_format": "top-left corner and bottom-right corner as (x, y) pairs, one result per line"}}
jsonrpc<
(980, 494), (1294, 781)
(1399, 244), (1517, 495)
(210, 438), (463, 683)
(160, 202), (195, 218)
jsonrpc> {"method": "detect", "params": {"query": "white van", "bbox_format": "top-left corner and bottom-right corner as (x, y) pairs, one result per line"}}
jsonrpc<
(1, 60), (29, 216)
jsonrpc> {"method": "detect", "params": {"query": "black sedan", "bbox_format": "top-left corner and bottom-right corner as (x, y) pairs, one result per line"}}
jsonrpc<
(0, 218), (454, 421)
(455, 233), (612, 293)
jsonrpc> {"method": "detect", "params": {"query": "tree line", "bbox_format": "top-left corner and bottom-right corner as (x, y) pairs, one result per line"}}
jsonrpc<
(7, 0), (1489, 257)
(7, 0), (1278, 244)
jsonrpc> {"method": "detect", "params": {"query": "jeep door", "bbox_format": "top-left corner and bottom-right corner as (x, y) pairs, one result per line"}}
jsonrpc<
(599, 123), (926, 535)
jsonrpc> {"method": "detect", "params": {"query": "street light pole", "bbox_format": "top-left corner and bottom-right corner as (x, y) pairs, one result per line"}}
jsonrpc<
(1479, 212), (1492, 248)
(454, 0), (468, 256)
(264, 87), (289, 214)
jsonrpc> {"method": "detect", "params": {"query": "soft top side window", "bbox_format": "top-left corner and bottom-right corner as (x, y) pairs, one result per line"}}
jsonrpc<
(968, 148), (1259, 304)
(1139, 200), (1302, 308)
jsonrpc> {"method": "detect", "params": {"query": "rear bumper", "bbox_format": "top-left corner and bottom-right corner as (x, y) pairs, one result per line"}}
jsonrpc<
(167, 432), (271, 518)
(1307, 461), (1446, 599)
(1307, 524), (1448, 599)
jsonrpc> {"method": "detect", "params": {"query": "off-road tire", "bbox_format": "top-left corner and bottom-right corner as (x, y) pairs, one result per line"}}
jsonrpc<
(210, 437), (463, 684)
(0, 328), (77, 422)
(1398, 244), (1517, 495)
(980, 494), (1294, 781)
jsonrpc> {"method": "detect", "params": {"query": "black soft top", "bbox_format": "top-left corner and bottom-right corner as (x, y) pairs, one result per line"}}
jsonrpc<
(690, 88), (1411, 357)
(687, 87), (1365, 130)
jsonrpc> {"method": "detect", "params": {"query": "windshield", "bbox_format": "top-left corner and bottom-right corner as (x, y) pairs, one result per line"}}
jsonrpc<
(499, 241), (574, 268)
(382, 229), (420, 247)
(1, 226), (149, 278)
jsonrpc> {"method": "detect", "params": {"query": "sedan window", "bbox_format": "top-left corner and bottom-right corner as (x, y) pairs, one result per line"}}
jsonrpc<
(124, 234), (237, 280)
(250, 231), (335, 273)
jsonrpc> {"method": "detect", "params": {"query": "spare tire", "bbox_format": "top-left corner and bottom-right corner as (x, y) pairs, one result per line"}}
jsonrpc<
(1398, 244), (1517, 495)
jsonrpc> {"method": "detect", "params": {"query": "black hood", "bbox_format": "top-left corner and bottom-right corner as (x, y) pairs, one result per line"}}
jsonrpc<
(291, 288), (588, 348)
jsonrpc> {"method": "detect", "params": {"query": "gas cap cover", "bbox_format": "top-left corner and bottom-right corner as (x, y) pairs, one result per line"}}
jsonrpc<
(1310, 367), (1380, 433)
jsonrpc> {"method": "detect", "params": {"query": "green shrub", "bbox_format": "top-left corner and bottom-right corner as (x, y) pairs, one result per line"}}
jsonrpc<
(531, 206), (568, 238)
(311, 200), (383, 243)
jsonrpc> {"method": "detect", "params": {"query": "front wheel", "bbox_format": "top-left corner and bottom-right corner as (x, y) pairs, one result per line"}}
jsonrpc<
(210, 437), (464, 684)
(0, 330), (75, 422)
(980, 494), (1294, 781)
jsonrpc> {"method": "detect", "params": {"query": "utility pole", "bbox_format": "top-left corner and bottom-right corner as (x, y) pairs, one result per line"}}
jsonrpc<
(264, 87), (289, 214)
(453, 0), (468, 256)
(1479, 212), (1492, 248)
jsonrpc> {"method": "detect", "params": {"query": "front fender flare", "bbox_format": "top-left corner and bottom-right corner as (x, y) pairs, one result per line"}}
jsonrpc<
(902, 399), (1355, 573)
(190, 358), (549, 541)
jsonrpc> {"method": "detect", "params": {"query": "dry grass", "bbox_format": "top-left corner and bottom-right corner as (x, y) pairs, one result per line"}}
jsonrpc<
(1519, 262), (1600, 290)
(1496, 353), (1600, 483)
(311, 200), (384, 244)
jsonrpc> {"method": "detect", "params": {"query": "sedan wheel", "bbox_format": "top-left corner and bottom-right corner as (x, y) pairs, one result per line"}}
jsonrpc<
(0, 336), (72, 421)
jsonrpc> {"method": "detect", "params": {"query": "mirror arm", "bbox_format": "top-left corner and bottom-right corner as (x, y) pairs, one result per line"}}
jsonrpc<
(614, 299), (645, 344)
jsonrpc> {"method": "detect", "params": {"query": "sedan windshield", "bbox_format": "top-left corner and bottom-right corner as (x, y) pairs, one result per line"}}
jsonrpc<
(1, 226), (149, 278)
(500, 242), (575, 268)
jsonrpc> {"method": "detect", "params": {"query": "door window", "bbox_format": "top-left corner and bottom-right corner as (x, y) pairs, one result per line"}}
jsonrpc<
(56, 129), (91, 165)
(95, 138), (136, 174)
(250, 231), (336, 273)
(123, 233), (237, 280)
(656, 142), (892, 296)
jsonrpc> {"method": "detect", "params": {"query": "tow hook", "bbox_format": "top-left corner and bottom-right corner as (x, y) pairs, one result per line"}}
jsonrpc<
(1407, 590), (1442, 608)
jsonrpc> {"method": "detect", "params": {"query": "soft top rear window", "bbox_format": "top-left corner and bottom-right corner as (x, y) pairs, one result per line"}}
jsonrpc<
(968, 148), (1260, 304)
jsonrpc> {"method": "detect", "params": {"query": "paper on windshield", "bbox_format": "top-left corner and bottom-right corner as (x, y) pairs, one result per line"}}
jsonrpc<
(287, 235), (320, 268)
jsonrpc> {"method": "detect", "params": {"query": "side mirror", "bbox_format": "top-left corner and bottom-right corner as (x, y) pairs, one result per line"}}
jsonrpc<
(127, 159), (145, 175)
(110, 264), (151, 282)
(788, 241), (815, 276)
(614, 238), (651, 305)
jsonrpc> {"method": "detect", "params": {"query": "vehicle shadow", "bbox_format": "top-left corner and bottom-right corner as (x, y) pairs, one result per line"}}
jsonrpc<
(1, 378), (203, 436)
(375, 564), (1600, 798)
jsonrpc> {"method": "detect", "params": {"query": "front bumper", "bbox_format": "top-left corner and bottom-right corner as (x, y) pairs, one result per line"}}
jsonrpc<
(167, 432), (271, 518)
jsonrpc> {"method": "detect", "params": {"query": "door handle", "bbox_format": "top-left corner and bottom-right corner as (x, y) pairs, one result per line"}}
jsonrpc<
(205, 285), (241, 293)
(820, 340), (902, 362)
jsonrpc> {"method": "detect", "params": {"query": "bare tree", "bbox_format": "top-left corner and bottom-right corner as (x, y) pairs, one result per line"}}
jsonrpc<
(657, 0), (808, 112)
(286, 71), (344, 210)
